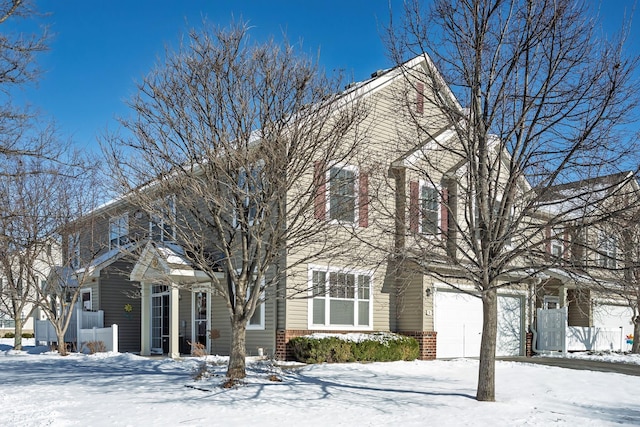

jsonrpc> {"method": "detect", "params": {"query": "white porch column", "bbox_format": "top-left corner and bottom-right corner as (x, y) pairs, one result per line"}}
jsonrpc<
(169, 285), (180, 359)
(140, 282), (150, 356)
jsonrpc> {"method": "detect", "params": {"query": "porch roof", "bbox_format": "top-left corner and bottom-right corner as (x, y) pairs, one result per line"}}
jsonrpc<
(130, 241), (224, 284)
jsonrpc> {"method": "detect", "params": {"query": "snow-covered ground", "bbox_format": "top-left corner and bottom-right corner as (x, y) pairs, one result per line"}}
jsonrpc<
(1, 339), (639, 426)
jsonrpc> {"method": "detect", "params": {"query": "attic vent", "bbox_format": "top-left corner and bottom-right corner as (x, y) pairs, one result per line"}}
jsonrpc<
(344, 82), (357, 90)
(370, 69), (385, 78)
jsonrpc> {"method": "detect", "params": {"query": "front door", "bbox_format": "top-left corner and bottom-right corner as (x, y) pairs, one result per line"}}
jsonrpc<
(151, 285), (170, 354)
(192, 291), (210, 353)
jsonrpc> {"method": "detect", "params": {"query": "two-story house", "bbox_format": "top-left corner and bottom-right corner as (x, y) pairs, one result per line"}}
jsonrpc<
(51, 53), (637, 360)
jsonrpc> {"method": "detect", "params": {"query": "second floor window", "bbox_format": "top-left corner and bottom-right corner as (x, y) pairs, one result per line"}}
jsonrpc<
(236, 163), (264, 226)
(421, 184), (439, 235)
(68, 232), (80, 269)
(598, 234), (617, 269)
(150, 197), (175, 242)
(109, 213), (129, 249)
(550, 228), (564, 259)
(329, 165), (357, 223)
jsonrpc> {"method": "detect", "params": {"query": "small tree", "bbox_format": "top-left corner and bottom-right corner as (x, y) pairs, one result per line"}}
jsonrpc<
(385, 0), (639, 401)
(31, 154), (101, 356)
(103, 22), (367, 379)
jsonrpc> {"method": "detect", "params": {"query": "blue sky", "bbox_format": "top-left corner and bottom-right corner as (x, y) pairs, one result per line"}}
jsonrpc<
(9, 1), (640, 153)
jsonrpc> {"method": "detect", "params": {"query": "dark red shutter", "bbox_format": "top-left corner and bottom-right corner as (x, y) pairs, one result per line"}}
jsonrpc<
(416, 82), (424, 115)
(440, 188), (448, 239)
(314, 161), (326, 220)
(359, 172), (369, 227)
(410, 180), (419, 232)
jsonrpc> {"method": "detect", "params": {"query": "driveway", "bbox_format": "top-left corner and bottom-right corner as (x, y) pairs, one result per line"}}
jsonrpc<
(499, 356), (640, 376)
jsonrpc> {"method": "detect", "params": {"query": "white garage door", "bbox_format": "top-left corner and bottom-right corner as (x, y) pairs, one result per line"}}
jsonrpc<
(435, 290), (523, 358)
(592, 304), (634, 350)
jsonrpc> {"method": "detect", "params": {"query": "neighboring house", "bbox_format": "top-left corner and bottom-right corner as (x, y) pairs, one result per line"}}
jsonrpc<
(50, 54), (637, 360)
(533, 172), (639, 352)
(1, 240), (60, 337)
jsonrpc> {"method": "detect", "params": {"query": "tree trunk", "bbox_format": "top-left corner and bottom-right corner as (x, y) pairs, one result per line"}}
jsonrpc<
(226, 318), (247, 379)
(477, 287), (498, 402)
(632, 316), (639, 354)
(56, 330), (68, 356)
(13, 318), (23, 351)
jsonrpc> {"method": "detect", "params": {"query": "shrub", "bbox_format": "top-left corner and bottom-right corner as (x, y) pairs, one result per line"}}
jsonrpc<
(2, 332), (34, 339)
(290, 333), (419, 364)
(289, 336), (354, 363)
(85, 341), (106, 354)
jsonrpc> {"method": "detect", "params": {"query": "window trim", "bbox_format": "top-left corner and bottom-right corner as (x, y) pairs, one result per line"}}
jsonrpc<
(68, 232), (80, 269)
(419, 180), (441, 237)
(326, 163), (359, 225)
(598, 233), (617, 269)
(233, 162), (265, 228)
(231, 273), (266, 331)
(80, 289), (92, 311)
(150, 196), (176, 242)
(307, 264), (373, 331)
(109, 213), (129, 250)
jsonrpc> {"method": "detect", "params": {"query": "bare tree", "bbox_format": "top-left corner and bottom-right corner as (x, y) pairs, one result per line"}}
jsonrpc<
(385, 0), (639, 401)
(33, 156), (102, 356)
(0, 0), (49, 161)
(103, 22), (367, 380)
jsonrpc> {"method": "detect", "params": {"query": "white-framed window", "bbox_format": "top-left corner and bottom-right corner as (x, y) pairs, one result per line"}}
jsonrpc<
(473, 195), (514, 246)
(420, 182), (440, 236)
(231, 274), (265, 330)
(109, 213), (129, 249)
(328, 164), (358, 224)
(235, 162), (264, 227)
(550, 227), (564, 259)
(81, 289), (92, 311)
(150, 196), (175, 242)
(68, 232), (80, 269)
(543, 295), (560, 309)
(309, 266), (372, 330)
(598, 233), (617, 269)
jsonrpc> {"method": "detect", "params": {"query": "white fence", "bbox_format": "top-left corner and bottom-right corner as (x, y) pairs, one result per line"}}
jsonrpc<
(35, 308), (119, 352)
(536, 307), (629, 353)
(78, 325), (118, 353)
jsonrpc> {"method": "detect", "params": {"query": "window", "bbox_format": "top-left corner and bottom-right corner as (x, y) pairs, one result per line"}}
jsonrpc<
(550, 228), (564, 259)
(236, 163), (264, 227)
(328, 165), (357, 223)
(231, 274), (265, 330)
(109, 213), (129, 249)
(310, 267), (372, 329)
(420, 184), (440, 235)
(68, 232), (80, 269)
(599, 234), (617, 269)
(81, 289), (92, 311)
(150, 197), (175, 242)
(543, 295), (559, 310)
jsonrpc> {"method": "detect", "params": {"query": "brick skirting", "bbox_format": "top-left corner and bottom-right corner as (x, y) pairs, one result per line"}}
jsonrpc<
(275, 329), (438, 361)
(526, 332), (533, 357)
(398, 331), (437, 360)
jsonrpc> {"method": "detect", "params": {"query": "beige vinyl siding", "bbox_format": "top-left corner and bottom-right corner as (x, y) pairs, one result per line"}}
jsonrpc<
(98, 260), (141, 353)
(396, 272), (425, 331)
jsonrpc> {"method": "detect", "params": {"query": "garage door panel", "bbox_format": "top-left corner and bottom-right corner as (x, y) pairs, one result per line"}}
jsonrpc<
(435, 290), (523, 358)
